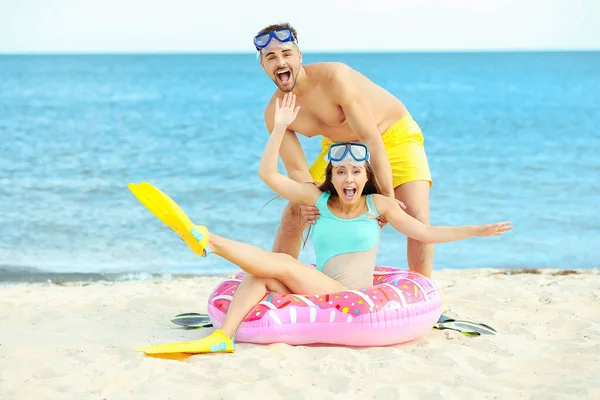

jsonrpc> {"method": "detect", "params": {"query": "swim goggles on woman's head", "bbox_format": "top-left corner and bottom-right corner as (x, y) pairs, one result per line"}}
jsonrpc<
(325, 142), (370, 166)
(254, 28), (296, 50)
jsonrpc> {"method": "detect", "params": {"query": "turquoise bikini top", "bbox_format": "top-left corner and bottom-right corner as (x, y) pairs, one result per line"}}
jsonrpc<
(311, 192), (381, 272)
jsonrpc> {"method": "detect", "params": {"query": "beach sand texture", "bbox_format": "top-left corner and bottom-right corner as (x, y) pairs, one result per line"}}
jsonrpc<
(1, 268), (598, 400)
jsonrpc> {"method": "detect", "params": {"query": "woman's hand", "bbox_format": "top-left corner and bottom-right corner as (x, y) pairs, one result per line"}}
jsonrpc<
(475, 222), (513, 237)
(274, 93), (301, 130)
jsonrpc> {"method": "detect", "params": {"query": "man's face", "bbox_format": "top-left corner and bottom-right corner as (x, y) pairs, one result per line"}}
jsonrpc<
(260, 43), (302, 92)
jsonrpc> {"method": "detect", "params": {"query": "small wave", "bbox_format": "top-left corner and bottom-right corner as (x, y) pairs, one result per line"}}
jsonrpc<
(0, 264), (230, 284)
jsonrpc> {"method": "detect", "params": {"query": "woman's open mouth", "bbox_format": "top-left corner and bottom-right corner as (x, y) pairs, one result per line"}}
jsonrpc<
(343, 187), (357, 200)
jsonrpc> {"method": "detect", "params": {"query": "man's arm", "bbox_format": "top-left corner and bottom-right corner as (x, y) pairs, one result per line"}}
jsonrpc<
(264, 105), (313, 183)
(326, 67), (395, 197)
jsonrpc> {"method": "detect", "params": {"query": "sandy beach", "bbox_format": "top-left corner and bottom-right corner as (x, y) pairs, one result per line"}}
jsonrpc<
(1, 268), (598, 400)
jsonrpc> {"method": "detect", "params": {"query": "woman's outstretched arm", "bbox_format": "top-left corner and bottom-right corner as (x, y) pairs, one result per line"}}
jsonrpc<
(373, 194), (513, 244)
(258, 93), (322, 206)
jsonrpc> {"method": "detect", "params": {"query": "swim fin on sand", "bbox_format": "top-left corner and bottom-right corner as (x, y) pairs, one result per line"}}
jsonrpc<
(137, 329), (235, 355)
(140, 313), (494, 354)
(434, 314), (498, 336)
(128, 181), (210, 256)
(171, 312), (213, 329)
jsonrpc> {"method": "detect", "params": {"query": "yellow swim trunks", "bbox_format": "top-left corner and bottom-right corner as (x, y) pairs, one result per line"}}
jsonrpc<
(309, 115), (433, 188)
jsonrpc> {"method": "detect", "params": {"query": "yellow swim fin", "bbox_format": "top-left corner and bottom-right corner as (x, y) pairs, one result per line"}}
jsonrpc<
(137, 329), (235, 355)
(128, 182), (210, 256)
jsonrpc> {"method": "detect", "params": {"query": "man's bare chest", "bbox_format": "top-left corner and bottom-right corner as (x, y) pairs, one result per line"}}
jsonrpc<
(289, 100), (356, 141)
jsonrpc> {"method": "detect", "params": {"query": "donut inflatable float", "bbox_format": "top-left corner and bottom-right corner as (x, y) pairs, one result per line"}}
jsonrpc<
(207, 265), (443, 346)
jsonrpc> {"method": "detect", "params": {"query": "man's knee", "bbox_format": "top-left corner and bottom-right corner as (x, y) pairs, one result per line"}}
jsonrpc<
(394, 180), (431, 225)
(405, 206), (430, 225)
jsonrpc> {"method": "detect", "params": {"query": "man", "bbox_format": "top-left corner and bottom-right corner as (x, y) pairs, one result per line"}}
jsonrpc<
(255, 23), (435, 278)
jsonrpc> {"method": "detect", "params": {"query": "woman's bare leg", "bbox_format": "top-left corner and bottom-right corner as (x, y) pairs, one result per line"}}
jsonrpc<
(219, 275), (291, 337)
(208, 233), (346, 293)
(206, 232), (347, 337)
(139, 232), (348, 354)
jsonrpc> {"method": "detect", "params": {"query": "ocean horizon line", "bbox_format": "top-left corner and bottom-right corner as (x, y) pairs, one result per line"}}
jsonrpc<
(1, 48), (599, 57)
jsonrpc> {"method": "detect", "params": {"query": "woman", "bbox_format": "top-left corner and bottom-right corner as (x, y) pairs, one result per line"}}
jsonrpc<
(130, 93), (512, 354)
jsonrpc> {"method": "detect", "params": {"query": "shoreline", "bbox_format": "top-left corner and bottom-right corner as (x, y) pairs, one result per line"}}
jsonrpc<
(0, 266), (596, 285)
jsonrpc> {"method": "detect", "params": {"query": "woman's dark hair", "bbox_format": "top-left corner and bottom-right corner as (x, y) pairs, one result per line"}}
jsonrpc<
(317, 161), (383, 196)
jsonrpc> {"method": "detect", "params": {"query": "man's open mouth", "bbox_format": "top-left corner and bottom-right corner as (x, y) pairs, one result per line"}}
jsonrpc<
(276, 69), (291, 84)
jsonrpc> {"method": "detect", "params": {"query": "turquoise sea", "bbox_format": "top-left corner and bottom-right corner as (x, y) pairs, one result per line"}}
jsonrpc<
(1, 51), (599, 282)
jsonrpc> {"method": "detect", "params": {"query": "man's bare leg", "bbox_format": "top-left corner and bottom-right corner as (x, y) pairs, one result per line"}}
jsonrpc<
(394, 180), (434, 278)
(271, 202), (305, 257)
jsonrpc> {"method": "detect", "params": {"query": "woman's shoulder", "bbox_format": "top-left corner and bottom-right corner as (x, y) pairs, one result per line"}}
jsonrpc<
(315, 191), (331, 209)
(369, 194), (393, 212)
(369, 193), (387, 203)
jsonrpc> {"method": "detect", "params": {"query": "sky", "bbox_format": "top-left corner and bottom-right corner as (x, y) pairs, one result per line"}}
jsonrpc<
(1, 0), (599, 53)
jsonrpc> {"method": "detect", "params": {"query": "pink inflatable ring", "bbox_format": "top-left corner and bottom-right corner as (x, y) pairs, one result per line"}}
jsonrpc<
(207, 266), (443, 346)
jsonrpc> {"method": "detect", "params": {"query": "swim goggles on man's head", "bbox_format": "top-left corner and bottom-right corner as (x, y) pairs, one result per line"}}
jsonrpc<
(254, 28), (297, 50)
(325, 142), (370, 166)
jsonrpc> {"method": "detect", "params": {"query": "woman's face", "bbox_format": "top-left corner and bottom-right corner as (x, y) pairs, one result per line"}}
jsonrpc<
(331, 164), (368, 205)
